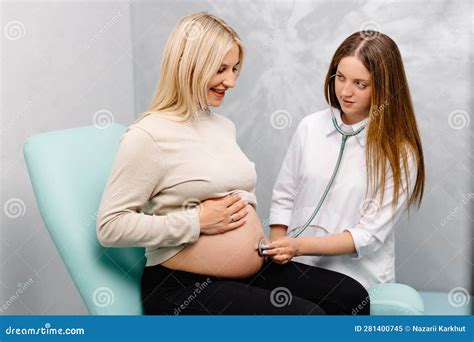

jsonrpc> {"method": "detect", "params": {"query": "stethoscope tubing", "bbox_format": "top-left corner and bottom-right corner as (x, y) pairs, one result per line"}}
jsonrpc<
(257, 75), (368, 256)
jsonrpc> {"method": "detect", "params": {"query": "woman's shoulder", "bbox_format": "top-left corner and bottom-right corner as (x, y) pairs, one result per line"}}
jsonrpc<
(294, 108), (332, 136)
(130, 112), (191, 141)
(300, 108), (331, 126)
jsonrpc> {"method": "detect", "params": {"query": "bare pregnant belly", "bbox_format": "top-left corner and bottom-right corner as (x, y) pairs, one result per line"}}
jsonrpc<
(161, 205), (265, 278)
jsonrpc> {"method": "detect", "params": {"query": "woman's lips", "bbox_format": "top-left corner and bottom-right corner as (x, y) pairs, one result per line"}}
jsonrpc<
(211, 88), (225, 99)
(342, 99), (354, 105)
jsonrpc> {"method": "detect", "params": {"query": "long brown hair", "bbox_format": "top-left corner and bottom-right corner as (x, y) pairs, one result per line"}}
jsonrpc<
(324, 31), (425, 212)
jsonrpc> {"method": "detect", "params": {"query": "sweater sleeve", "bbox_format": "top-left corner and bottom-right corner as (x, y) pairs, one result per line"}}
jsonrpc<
(96, 125), (201, 248)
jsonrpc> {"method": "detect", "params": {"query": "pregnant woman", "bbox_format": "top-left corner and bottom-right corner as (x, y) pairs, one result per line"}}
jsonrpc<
(96, 12), (320, 315)
(96, 12), (367, 315)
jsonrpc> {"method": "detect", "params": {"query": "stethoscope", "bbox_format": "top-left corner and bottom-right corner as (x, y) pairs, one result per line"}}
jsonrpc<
(258, 75), (369, 257)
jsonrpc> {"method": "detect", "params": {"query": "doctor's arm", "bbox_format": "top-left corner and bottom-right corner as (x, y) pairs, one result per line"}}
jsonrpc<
(294, 171), (414, 258)
(297, 231), (356, 256)
(267, 149), (418, 262)
(264, 231), (356, 263)
(270, 224), (288, 241)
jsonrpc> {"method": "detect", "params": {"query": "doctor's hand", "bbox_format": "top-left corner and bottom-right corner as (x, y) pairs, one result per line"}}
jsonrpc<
(262, 237), (300, 265)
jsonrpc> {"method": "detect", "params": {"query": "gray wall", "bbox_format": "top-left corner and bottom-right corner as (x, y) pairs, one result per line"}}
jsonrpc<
(1, 0), (472, 314)
(1, 1), (134, 314)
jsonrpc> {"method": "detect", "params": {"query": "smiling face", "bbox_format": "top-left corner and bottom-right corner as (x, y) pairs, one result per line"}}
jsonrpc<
(207, 43), (240, 107)
(335, 56), (372, 124)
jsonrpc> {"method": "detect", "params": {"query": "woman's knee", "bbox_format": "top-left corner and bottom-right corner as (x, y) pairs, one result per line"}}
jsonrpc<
(341, 277), (370, 315)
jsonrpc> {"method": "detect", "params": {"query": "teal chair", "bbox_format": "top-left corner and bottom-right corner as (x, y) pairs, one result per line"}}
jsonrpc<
(369, 283), (424, 315)
(23, 124), (425, 315)
(23, 123), (145, 315)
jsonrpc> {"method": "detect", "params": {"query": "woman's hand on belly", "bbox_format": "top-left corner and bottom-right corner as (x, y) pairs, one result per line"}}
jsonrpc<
(162, 204), (265, 278)
(198, 194), (249, 235)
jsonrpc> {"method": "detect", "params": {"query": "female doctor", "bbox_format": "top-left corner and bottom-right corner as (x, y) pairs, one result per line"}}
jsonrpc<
(262, 31), (425, 292)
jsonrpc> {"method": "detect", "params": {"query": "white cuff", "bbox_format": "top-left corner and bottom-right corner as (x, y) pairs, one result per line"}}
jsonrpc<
(269, 208), (293, 227)
(344, 227), (375, 260)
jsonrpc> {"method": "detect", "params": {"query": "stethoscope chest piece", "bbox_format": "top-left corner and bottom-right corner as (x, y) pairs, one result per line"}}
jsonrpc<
(257, 239), (266, 257)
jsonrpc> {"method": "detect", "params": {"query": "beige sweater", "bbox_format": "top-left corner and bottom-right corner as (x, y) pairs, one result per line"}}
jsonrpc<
(96, 111), (258, 267)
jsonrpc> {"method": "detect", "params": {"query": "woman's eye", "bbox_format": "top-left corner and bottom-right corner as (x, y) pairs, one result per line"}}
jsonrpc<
(217, 69), (225, 74)
(356, 82), (367, 89)
(336, 75), (344, 81)
(233, 67), (239, 73)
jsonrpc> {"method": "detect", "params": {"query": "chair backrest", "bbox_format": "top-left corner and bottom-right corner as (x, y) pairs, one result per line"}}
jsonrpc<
(23, 123), (146, 315)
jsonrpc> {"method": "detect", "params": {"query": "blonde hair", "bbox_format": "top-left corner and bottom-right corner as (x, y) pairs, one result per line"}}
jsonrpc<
(134, 12), (244, 124)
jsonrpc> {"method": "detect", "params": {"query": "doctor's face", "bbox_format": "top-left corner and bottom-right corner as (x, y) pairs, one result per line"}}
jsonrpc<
(335, 56), (372, 121)
(207, 43), (240, 107)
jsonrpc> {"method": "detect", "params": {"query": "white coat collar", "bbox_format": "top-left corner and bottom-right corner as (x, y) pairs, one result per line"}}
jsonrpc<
(326, 107), (368, 147)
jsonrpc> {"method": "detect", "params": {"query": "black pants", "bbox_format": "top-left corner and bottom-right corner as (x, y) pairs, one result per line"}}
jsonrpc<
(241, 261), (370, 315)
(141, 260), (370, 315)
